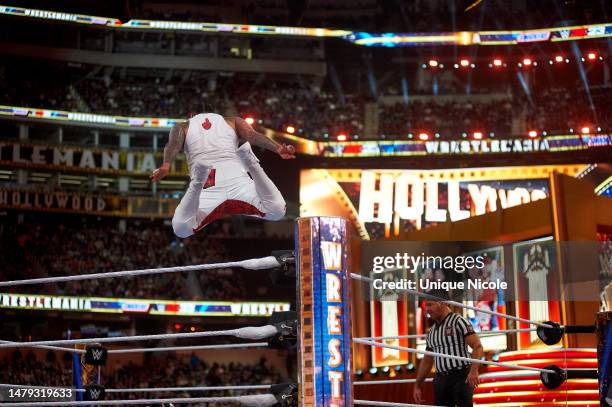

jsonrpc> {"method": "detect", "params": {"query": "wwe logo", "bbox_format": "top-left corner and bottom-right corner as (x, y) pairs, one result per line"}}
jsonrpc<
(89, 389), (102, 400)
(559, 30), (570, 39)
(90, 349), (104, 360)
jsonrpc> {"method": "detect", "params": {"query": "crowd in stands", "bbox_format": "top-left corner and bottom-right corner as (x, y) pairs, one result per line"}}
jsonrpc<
(229, 78), (365, 138)
(526, 87), (611, 132)
(378, 99), (514, 137)
(71, 72), (366, 138)
(1, 350), (285, 404)
(1, 351), (73, 388)
(106, 354), (284, 401)
(378, 86), (611, 137)
(0, 219), (252, 300)
(1, 58), (610, 139)
(0, 63), (80, 112)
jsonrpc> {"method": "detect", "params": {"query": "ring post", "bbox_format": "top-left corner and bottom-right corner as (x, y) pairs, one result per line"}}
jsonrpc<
(296, 217), (353, 407)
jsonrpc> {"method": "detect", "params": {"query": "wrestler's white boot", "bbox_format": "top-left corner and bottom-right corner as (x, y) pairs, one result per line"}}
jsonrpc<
(236, 142), (286, 220)
(237, 141), (260, 168)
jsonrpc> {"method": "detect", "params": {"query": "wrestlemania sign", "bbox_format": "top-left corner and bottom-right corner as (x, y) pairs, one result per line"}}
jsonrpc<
(296, 217), (353, 407)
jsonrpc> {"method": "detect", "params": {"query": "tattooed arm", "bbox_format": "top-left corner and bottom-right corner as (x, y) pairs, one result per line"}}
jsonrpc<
(150, 123), (186, 181)
(229, 117), (295, 159)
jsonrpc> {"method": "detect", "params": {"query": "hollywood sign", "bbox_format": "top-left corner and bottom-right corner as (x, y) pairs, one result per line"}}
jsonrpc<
(358, 171), (547, 224)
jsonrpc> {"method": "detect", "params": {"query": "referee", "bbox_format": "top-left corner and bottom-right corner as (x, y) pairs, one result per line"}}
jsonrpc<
(413, 290), (483, 407)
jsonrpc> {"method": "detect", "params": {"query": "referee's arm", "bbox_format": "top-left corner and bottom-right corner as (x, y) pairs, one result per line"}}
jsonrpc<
(465, 333), (483, 387)
(413, 354), (433, 404)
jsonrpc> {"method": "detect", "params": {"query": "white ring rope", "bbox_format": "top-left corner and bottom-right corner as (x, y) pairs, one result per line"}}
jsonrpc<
(351, 273), (552, 328)
(359, 328), (537, 341)
(0, 341), (269, 354)
(0, 394), (278, 406)
(0, 325), (278, 349)
(0, 256), (282, 288)
(108, 342), (269, 354)
(355, 400), (440, 407)
(104, 384), (271, 393)
(354, 338), (555, 374)
(0, 340), (84, 354)
(354, 378), (433, 385)
(0, 383), (272, 393)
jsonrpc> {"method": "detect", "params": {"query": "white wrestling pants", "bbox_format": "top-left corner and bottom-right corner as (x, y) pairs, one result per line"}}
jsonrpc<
(171, 160), (286, 238)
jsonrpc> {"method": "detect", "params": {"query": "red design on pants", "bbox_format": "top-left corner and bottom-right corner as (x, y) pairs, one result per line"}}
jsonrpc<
(193, 200), (265, 233)
(203, 169), (216, 189)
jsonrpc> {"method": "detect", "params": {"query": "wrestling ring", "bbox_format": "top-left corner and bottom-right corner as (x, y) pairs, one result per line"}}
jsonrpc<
(0, 217), (606, 406)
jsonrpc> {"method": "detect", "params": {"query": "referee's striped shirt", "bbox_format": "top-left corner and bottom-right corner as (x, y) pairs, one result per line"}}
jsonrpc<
(425, 312), (475, 373)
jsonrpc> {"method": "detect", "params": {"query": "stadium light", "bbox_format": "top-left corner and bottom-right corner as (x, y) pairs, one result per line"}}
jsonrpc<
(285, 125), (296, 134)
(245, 116), (255, 125)
(418, 132), (429, 141)
(460, 59), (470, 67)
(528, 130), (538, 138)
(336, 133), (348, 141)
(428, 59), (438, 67)
(522, 58), (532, 66)
(581, 126), (591, 134)
(473, 131), (483, 140)
(493, 58), (503, 67)
(587, 52), (597, 61)
(555, 55), (563, 63)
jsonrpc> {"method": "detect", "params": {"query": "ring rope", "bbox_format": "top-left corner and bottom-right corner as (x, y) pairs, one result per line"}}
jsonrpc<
(104, 384), (271, 393)
(0, 340), (84, 354)
(351, 273), (552, 328)
(359, 328), (537, 341)
(0, 341), (270, 354)
(0, 325), (278, 349)
(108, 342), (269, 354)
(0, 256), (282, 288)
(355, 400), (441, 407)
(354, 378), (434, 385)
(0, 394), (278, 406)
(0, 383), (272, 393)
(353, 338), (555, 374)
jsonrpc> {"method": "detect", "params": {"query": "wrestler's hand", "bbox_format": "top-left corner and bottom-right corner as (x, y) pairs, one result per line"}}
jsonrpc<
(277, 144), (296, 159)
(466, 369), (480, 387)
(413, 385), (423, 404)
(150, 162), (170, 181)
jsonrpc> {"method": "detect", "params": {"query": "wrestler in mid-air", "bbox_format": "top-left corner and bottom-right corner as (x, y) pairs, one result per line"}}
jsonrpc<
(151, 111), (295, 238)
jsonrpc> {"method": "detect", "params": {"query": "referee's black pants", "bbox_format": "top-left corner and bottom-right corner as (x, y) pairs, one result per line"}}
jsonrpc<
(433, 366), (474, 407)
